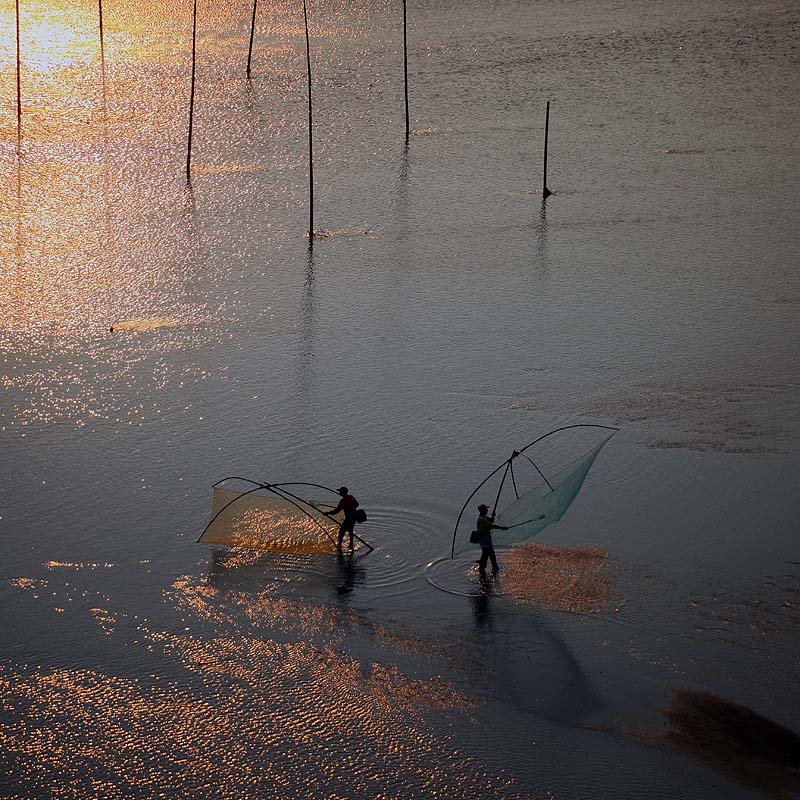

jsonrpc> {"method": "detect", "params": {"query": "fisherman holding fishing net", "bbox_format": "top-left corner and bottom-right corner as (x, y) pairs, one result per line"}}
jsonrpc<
(473, 503), (508, 573)
(324, 486), (362, 551)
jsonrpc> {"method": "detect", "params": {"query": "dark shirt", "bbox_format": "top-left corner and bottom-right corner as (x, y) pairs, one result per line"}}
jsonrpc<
(332, 494), (359, 520)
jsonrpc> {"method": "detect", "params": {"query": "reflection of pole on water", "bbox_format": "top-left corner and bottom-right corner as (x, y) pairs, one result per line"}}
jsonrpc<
(542, 100), (552, 198)
(246, 0), (257, 78)
(302, 0), (314, 239)
(186, 0), (198, 180)
(534, 198), (548, 276)
(402, 0), (409, 138)
(98, 0), (111, 241)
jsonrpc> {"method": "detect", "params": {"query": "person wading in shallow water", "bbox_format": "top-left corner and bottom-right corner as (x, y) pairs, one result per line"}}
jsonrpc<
(325, 486), (359, 551)
(475, 503), (507, 573)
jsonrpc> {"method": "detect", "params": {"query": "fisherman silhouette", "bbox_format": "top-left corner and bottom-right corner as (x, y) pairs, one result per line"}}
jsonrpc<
(324, 486), (359, 550)
(474, 503), (507, 572)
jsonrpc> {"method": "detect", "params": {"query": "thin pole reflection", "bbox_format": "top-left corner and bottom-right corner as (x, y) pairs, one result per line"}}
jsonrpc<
(99, 0), (111, 244)
(293, 241), (318, 463)
(534, 197), (548, 276)
(16, 126), (23, 268)
(299, 240), (316, 370)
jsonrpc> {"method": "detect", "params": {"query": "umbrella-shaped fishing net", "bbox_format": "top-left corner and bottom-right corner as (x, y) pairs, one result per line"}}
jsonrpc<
(197, 479), (353, 554)
(451, 425), (617, 557)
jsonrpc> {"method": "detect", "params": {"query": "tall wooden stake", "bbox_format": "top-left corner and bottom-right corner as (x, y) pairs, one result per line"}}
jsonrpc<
(402, 0), (409, 138)
(246, 0), (257, 78)
(98, 0), (105, 55)
(15, 0), (22, 138)
(186, 0), (197, 179)
(98, 0), (107, 112)
(542, 99), (551, 198)
(302, 0), (314, 238)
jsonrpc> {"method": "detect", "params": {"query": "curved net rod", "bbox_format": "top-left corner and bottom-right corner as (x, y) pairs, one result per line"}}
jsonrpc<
(514, 424), (619, 456)
(450, 458), (514, 558)
(198, 477), (338, 545)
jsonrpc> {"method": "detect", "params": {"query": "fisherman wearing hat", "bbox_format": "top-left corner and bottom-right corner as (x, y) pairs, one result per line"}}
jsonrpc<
(474, 503), (507, 573)
(325, 486), (360, 551)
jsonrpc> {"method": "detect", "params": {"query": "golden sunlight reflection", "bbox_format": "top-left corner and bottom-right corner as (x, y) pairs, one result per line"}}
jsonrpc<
(171, 563), (463, 669)
(4, 4), (96, 76)
(502, 543), (611, 614)
(0, 652), (529, 799)
(200, 488), (340, 554)
(4, 547), (541, 797)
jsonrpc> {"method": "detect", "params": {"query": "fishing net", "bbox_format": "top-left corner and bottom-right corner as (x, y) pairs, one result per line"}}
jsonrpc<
(199, 486), (339, 554)
(452, 425), (616, 556)
(493, 440), (608, 545)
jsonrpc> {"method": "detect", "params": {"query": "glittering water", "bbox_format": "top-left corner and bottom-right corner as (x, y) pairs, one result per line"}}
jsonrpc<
(1, 0), (799, 796)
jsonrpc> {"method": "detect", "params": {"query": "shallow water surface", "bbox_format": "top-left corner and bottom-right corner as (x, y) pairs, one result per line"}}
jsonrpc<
(1, 0), (799, 796)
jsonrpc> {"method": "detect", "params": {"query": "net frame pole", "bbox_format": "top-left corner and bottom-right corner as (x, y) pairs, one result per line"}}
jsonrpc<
(198, 477), (374, 552)
(270, 484), (374, 552)
(450, 458), (512, 558)
(490, 461), (511, 518)
(198, 478), (338, 546)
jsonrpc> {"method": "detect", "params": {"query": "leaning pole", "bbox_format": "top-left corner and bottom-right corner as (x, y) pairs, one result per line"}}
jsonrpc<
(15, 0), (22, 137)
(542, 100), (552, 198)
(302, 0), (314, 238)
(246, 0), (257, 77)
(186, 0), (198, 180)
(402, 0), (409, 138)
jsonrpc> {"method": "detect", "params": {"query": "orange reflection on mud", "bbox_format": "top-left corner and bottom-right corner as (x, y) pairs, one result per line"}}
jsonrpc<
(201, 488), (339, 554)
(0, 647), (517, 800)
(502, 543), (611, 614)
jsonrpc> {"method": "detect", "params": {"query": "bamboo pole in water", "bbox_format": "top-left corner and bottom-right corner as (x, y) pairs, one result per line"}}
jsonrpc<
(542, 100), (552, 198)
(98, 0), (105, 54)
(302, 0), (314, 238)
(402, 0), (409, 138)
(186, 0), (198, 179)
(15, 0), (21, 136)
(98, 0), (107, 110)
(246, 0), (257, 78)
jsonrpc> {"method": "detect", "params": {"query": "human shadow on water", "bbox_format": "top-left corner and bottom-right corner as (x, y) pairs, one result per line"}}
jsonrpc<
(462, 565), (602, 726)
(469, 572), (496, 628)
(333, 551), (367, 601)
